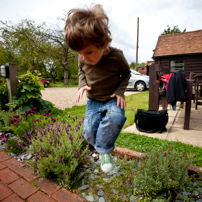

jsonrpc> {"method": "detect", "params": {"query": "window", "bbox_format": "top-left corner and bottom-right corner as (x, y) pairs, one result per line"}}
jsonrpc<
(170, 61), (184, 71)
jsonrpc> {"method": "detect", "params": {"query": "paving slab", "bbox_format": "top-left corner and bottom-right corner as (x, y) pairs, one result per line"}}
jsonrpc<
(0, 182), (13, 201)
(0, 168), (20, 184)
(8, 178), (38, 199)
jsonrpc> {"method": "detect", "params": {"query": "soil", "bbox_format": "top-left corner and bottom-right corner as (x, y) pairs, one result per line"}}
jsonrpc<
(41, 87), (138, 109)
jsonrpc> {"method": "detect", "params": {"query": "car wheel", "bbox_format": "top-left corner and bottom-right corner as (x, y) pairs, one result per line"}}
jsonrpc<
(135, 81), (146, 92)
(44, 83), (49, 88)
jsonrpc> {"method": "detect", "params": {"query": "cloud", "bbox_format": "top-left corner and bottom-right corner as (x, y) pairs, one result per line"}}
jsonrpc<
(0, 0), (202, 64)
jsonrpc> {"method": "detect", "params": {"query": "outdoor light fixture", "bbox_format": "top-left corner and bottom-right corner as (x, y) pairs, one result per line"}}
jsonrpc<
(0, 64), (9, 78)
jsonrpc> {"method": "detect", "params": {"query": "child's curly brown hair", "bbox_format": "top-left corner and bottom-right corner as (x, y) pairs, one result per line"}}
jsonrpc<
(64, 4), (112, 51)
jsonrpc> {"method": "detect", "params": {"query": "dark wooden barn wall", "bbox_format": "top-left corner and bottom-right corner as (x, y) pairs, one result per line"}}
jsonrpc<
(154, 54), (202, 77)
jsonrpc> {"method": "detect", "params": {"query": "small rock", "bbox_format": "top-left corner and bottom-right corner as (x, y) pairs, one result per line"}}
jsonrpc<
(92, 153), (99, 158)
(25, 153), (32, 159)
(95, 184), (103, 190)
(78, 185), (90, 191)
(94, 169), (99, 173)
(193, 190), (199, 197)
(193, 182), (199, 187)
(78, 172), (85, 178)
(98, 189), (105, 196)
(10, 153), (18, 157)
(99, 197), (105, 202)
(182, 191), (191, 196)
(103, 178), (111, 183)
(84, 195), (94, 202)
(88, 175), (95, 180)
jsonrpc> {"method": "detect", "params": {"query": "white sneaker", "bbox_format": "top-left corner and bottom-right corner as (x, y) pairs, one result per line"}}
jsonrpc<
(100, 153), (113, 173)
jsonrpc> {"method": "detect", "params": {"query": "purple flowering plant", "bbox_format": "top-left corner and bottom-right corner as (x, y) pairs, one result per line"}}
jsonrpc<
(2, 104), (87, 188)
(28, 115), (87, 189)
(1, 107), (54, 154)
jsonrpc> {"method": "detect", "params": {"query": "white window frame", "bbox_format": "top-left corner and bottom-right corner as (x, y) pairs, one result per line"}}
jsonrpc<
(170, 61), (184, 71)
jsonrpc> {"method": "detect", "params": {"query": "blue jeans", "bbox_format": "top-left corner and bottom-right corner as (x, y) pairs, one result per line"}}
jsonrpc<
(83, 98), (127, 154)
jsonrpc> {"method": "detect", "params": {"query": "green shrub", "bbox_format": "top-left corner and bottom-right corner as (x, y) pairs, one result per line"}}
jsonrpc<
(6, 137), (23, 154)
(0, 109), (23, 132)
(28, 117), (88, 189)
(0, 84), (9, 111)
(10, 107), (53, 142)
(133, 146), (194, 200)
(6, 71), (54, 112)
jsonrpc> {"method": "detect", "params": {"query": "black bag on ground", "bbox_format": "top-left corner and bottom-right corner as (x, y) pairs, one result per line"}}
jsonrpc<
(135, 109), (168, 133)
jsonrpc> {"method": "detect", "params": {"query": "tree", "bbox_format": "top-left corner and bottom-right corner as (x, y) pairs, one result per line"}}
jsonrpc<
(0, 19), (78, 84)
(161, 25), (186, 35)
(0, 19), (50, 75)
(130, 62), (146, 71)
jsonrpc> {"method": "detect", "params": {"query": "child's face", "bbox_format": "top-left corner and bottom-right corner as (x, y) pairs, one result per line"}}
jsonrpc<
(78, 44), (106, 65)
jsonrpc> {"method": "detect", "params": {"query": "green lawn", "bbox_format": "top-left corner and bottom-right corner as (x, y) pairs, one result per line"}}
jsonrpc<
(64, 90), (202, 167)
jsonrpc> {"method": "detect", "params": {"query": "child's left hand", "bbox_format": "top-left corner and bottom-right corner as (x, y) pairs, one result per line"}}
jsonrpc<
(110, 94), (126, 109)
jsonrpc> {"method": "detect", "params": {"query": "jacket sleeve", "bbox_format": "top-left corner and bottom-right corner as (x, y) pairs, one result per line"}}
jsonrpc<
(113, 52), (131, 98)
(78, 58), (88, 90)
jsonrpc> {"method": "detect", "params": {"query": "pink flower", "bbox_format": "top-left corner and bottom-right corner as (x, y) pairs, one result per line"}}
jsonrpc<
(51, 118), (56, 122)
(15, 120), (20, 123)
(2, 139), (7, 143)
(13, 115), (19, 118)
(13, 137), (18, 139)
(0, 134), (5, 139)
(9, 119), (15, 124)
(35, 119), (40, 122)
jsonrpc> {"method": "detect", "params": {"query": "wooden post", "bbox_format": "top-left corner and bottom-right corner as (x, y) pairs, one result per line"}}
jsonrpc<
(184, 79), (194, 130)
(149, 64), (159, 110)
(6, 62), (18, 110)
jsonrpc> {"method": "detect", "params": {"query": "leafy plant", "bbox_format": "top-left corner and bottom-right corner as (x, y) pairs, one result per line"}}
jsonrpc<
(10, 107), (53, 142)
(0, 84), (9, 111)
(6, 71), (54, 112)
(28, 117), (88, 189)
(133, 146), (195, 200)
(0, 110), (23, 132)
(6, 137), (23, 154)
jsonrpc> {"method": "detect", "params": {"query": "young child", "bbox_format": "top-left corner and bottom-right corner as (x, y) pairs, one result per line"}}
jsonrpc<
(64, 4), (131, 173)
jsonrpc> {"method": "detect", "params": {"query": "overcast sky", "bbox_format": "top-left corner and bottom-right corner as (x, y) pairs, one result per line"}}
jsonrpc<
(0, 0), (202, 64)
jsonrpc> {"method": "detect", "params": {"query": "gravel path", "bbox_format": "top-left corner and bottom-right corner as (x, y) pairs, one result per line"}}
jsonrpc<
(41, 87), (138, 109)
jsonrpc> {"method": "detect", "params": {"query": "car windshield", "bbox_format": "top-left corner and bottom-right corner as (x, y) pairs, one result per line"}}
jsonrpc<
(131, 70), (141, 76)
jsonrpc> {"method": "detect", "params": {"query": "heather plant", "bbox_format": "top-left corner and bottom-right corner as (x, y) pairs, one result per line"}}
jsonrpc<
(133, 146), (195, 200)
(28, 117), (88, 189)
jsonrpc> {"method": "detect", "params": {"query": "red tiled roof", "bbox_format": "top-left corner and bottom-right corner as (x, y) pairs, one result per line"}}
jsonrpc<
(153, 29), (202, 57)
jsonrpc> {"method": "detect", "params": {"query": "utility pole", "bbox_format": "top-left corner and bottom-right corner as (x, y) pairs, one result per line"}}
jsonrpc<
(135, 17), (139, 71)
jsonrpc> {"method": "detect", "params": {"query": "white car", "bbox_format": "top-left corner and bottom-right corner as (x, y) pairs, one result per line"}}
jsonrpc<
(127, 69), (149, 91)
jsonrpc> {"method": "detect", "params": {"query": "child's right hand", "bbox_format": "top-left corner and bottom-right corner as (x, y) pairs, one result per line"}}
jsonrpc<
(76, 85), (92, 103)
